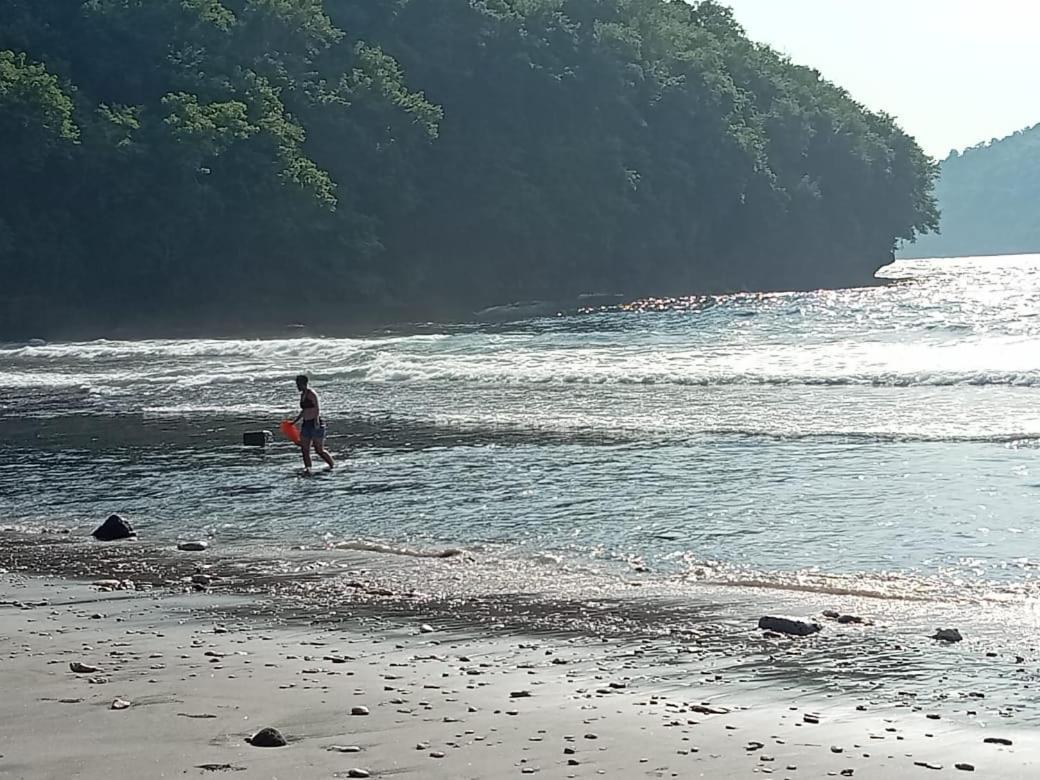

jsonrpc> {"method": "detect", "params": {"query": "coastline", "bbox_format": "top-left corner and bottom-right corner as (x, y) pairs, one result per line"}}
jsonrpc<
(2, 532), (1038, 778)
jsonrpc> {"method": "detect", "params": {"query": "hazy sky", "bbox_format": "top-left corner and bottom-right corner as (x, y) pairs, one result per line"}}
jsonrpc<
(723, 0), (1040, 159)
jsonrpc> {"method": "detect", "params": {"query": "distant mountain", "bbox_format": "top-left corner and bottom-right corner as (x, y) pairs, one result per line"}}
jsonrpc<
(901, 123), (1040, 258)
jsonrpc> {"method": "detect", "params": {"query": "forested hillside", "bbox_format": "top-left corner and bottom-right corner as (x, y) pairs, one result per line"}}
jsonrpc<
(0, 0), (938, 337)
(901, 123), (1040, 259)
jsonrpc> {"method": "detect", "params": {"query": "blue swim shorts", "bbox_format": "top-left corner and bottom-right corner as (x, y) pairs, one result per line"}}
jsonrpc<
(300, 419), (327, 440)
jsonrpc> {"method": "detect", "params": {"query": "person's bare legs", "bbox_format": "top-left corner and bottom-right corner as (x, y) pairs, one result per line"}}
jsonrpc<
(314, 440), (335, 470)
(299, 437), (313, 473)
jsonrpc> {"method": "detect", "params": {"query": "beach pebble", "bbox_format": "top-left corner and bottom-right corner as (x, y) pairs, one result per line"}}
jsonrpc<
(758, 616), (821, 636)
(803, 713), (820, 724)
(177, 541), (208, 552)
(110, 698), (131, 710)
(430, 751), (445, 758)
(347, 770), (370, 778)
(69, 662), (99, 674)
(248, 727), (287, 747)
(931, 628), (963, 642)
(510, 690), (532, 698)
(419, 624), (435, 634)
(913, 761), (942, 770)
(984, 737), (1012, 745)
(351, 706), (370, 716)
(955, 764), (975, 772)
(328, 745), (362, 753)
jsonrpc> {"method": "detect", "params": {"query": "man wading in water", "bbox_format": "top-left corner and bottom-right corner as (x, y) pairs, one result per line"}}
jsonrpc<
(292, 374), (335, 475)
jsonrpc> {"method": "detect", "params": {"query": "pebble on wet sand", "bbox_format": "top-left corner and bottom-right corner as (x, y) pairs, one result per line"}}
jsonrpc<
(247, 727), (287, 748)
(351, 706), (370, 716)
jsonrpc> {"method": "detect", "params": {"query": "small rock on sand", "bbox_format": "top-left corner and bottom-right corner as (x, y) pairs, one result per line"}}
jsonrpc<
(111, 698), (131, 710)
(419, 624), (435, 633)
(347, 770), (370, 779)
(983, 737), (1012, 746)
(248, 727), (287, 747)
(69, 662), (99, 674)
(91, 514), (136, 542)
(758, 616), (821, 636)
(931, 628), (963, 642)
(177, 541), (208, 552)
(328, 745), (362, 753)
(351, 706), (370, 716)
(955, 764), (976, 772)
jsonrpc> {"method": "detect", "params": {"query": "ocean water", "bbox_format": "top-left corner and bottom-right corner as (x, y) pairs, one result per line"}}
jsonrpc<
(3, 254), (1040, 610)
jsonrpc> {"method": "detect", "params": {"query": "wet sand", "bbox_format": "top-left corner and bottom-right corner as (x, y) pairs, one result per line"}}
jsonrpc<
(2, 572), (1037, 779)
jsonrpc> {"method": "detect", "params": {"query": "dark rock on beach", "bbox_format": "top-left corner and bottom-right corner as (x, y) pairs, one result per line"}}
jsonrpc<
(931, 628), (963, 642)
(177, 541), (208, 552)
(247, 727), (287, 747)
(758, 616), (821, 636)
(91, 514), (136, 542)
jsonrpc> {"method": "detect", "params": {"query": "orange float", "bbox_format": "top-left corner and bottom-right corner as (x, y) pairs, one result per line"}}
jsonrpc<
(279, 419), (301, 445)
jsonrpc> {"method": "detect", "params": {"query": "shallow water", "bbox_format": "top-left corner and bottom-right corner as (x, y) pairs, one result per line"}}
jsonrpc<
(3, 255), (1040, 610)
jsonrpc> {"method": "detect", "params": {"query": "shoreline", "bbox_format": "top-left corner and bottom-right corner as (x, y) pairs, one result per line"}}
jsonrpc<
(3, 531), (1040, 777)
(2, 571), (1037, 778)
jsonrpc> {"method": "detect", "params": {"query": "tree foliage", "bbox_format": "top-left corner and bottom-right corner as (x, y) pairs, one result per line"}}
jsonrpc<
(901, 123), (1040, 259)
(0, 0), (937, 336)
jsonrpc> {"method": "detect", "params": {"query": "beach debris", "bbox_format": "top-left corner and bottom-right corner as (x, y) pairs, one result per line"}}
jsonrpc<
(746, 741), (765, 751)
(955, 764), (976, 772)
(510, 690), (533, 698)
(758, 616), (821, 636)
(247, 727), (287, 747)
(803, 713), (820, 724)
(914, 761), (943, 770)
(830, 746), (844, 754)
(196, 765), (245, 773)
(327, 745), (362, 753)
(69, 662), (99, 674)
(419, 624), (435, 634)
(87, 676), (109, 685)
(346, 770), (370, 778)
(430, 751), (446, 759)
(191, 574), (212, 586)
(351, 706), (370, 716)
(110, 698), (131, 710)
(91, 514), (136, 542)
(177, 540), (208, 552)
(689, 704), (729, 715)
(931, 628), (963, 642)
(983, 737), (1013, 745)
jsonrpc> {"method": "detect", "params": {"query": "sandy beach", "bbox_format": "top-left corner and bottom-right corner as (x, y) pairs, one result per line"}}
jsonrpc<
(2, 552), (1038, 779)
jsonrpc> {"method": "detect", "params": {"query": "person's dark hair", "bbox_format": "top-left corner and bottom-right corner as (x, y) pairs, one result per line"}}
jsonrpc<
(295, 374), (308, 387)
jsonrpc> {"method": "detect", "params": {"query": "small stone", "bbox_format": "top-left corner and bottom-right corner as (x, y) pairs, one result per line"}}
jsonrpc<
(830, 746), (843, 754)
(69, 662), (99, 674)
(955, 764), (975, 772)
(420, 624), (435, 633)
(510, 690), (532, 698)
(248, 727), (287, 747)
(931, 628), (963, 642)
(91, 514), (135, 542)
(803, 713), (820, 724)
(347, 770), (370, 779)
(177, 541), (208, 552)
(110, 698), (131, 710)
(984, 737), (1012, 746)
(328, 745), (362, 753)
(913, 761), (942, 770)
(430, 751), (445, 758)
(758, 616), (821, 636)
(351, 706), (370, 716)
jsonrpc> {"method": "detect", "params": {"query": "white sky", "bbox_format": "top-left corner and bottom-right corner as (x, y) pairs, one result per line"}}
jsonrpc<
(722, 0), (1040, 158)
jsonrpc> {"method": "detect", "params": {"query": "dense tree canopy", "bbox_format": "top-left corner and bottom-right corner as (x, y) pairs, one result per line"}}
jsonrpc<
(900, 123), (1040, 259)
(0, 0), (937, 337)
